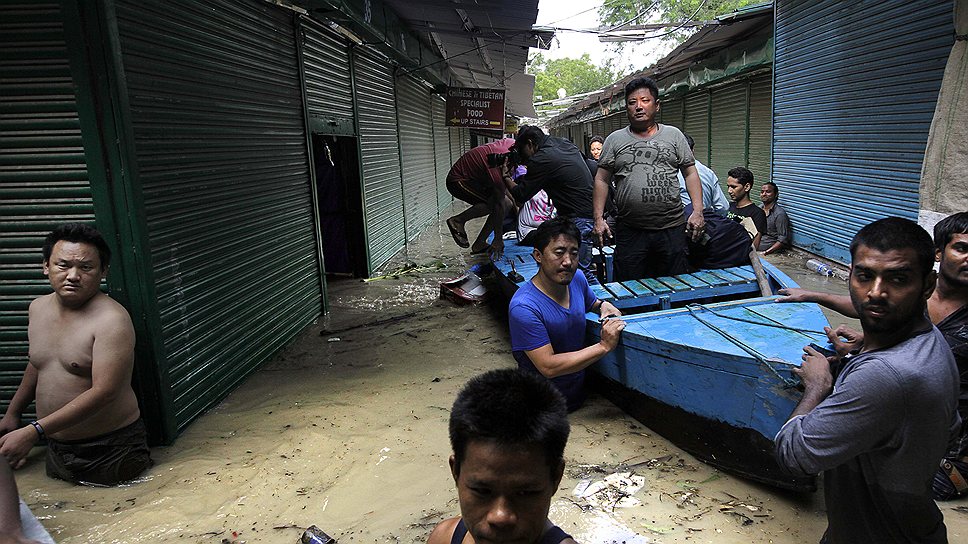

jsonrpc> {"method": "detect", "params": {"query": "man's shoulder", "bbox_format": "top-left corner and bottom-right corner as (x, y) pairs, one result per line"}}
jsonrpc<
(427, 517), (462, 544)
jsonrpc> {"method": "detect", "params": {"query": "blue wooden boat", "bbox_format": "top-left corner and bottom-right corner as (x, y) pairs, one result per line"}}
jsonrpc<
(493, 239), (829, 491)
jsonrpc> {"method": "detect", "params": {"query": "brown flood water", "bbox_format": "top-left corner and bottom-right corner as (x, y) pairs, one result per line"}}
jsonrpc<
(15, 210), (968, 543)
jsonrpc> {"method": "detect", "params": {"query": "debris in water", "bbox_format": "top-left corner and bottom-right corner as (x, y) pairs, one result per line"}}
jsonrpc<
(327, 337), (341, 343)
(301, 525), (337, 544)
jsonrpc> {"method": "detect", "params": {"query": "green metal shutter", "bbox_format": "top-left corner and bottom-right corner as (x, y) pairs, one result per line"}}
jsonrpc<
(114, 0), (322, 432)
(591, 118), (605, 139)
(659, 97), (684, 132)
(354, 47), (405, 271)
(709, 81), (749, 186)
(432, 98), (452, 212)
(397, 76), (438, 240)
(683, 90), (710, 165)
(299, 16), (354, 134)
(773, 0), (952, 261)
(747, 72), (772, 193)
(0, 1), (95, 418)
(606, 112), (625, 135)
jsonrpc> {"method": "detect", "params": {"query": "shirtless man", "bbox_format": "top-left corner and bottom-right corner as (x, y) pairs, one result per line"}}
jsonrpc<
(0, 224), (151, 485)
(428, 369), (577, 544)
(778, 211), (968, 500)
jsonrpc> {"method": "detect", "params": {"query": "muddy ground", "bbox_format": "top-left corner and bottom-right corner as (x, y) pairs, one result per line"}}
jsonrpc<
(15, 210), (968, 543)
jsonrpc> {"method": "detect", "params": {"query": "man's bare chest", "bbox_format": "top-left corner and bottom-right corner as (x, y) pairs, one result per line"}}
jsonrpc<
(28, 314), (96, 374)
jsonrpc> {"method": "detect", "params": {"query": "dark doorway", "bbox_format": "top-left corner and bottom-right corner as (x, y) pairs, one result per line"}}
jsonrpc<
(312, 134), (367, 278)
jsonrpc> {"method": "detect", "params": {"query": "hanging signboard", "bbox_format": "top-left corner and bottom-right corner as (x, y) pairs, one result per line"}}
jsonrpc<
(445, 87), (505, 131)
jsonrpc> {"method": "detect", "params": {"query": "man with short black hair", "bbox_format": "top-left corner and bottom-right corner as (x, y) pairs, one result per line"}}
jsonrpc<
(0, 224), (152, 486)
(775, 217), (959, 543)
(504, 126), (597, 272)
(427, 368), (576, 544)
(725, 166), (766, 249)
(758, 182), (790, 255)
(592, 77), (705, 281)
(508, 217), (624, 411)
(777, 211), (968, 501)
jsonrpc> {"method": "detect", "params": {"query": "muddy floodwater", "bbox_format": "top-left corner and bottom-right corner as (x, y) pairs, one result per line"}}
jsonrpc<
(15, 210), (968, 543)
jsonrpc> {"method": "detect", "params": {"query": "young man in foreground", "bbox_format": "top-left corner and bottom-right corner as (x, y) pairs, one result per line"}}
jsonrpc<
(777, 212), (968, 500)
(428, 369), (578, 544)
(774, 217), (959, 542)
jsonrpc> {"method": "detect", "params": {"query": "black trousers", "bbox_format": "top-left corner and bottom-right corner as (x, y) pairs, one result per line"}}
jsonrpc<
(613, 222), (688, 281)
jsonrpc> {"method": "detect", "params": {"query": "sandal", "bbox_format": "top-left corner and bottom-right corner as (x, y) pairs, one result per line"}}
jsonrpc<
(447, 217), (470, 248)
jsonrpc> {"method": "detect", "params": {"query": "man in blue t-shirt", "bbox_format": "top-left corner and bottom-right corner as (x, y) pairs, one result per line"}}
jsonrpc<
(508, 217), (625, 411)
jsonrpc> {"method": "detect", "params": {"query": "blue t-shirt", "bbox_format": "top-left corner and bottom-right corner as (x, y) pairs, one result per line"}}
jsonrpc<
(509, 270), (598, 411)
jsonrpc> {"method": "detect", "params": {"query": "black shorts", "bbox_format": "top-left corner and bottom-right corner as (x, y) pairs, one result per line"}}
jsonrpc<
(46, 418), (153, 486)
(446, 173), (493, 206)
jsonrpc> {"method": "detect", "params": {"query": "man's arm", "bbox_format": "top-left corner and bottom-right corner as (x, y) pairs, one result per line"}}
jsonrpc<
(776, 288), (858, 318)
(590, 299), (621, 319)
(0, 307), (136, 467)
(775, 354), (898, 476)
(592, 168), (613, 245)
(524, 318), (625, 378)
(762, 240), (785, 255)
(0, 366), (37, 437)
(680, 165), (705, 239)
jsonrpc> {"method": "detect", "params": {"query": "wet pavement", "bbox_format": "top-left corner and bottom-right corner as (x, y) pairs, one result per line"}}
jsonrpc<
(13, 207), (968, 543)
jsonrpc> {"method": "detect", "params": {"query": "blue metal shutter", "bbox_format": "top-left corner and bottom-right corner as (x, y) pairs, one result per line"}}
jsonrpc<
(773, 0), (953, 261)
(709, 81), (749, 185)
(396, 76), (438, 239)
(683, 91), (710, 165)
(115, 0), (322, 432)
(748, 72), (772, 190)
(300, 16), (354, 132)
(432, 98), (452, 212)
(354, 48), (406, 271)
(0, 1), (95, 418)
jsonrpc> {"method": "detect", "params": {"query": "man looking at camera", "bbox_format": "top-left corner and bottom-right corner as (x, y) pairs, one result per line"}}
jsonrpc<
(508, 218), (624, 411)
(775, 217), (959, 543)
(593, 77), (704, 281)
(0, 224), (151, 486)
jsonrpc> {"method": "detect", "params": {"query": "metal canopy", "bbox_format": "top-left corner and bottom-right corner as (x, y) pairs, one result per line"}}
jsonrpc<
(549, 3), (773, 125)
(381, 0), (550, 117)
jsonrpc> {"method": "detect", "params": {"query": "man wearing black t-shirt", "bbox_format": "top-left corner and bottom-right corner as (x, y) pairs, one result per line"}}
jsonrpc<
(726, 166), (766, 249)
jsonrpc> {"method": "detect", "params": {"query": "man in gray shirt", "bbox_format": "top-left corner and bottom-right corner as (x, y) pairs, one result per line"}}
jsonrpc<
(593, 77), (704, 281)
(775, 217), (959, 543)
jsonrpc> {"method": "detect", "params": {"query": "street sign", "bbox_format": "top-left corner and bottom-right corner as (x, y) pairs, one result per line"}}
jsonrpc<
(445, 87), (505, 130)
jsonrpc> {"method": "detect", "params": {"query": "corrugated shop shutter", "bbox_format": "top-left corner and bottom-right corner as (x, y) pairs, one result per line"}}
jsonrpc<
(460, 128), (471, 155)
(607, 112), (625, 135)
(709, 81), (749, 186)
(115, 0), (322, 432)
(354, 47), (406, 271)
(591, 118), (605, 139)
(432, 98), (452, 211)
(396, 76), (438, 239)
(0, 2), (95, 419)
(747, 72), (772, 194)
(450, 126), (463, 167)
(659, 97), (684, 133)
(683, 90), (710, 164)
(299, 16), (353, 132)
(773, 0), (952, 262)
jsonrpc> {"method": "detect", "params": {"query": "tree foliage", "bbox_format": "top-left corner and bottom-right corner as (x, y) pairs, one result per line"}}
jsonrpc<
(527, 53), (618, 102)
(599, 0), (762, 44)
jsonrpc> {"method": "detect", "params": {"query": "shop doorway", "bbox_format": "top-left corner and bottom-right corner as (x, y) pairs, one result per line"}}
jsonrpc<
(312, 134), (367, 278)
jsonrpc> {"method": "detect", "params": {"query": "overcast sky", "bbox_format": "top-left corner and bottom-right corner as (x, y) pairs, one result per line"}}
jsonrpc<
(532, 0), (679, 76)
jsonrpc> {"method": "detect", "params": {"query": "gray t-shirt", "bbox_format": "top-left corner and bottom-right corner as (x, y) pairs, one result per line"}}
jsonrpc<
(775, 326), (960, 543)
(598, 124), (695, 230)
